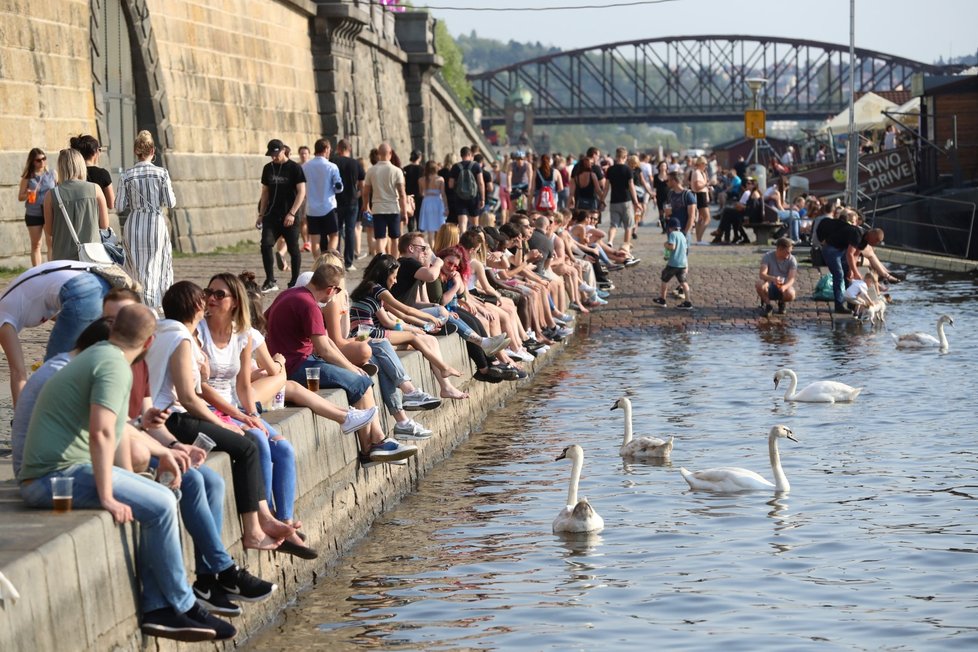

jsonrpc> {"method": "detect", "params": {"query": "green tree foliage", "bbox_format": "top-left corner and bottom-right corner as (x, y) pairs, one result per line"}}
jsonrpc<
(434, 20), (474, 108)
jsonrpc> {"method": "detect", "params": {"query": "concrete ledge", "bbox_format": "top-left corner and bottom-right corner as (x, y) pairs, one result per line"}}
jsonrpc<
(873, 246), (978, 273)
(0, 333), (562, 650)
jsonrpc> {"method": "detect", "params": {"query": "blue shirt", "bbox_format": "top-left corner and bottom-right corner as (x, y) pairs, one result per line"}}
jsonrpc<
(302, 156), (344, 216)
(11, 352), (73, 478)
(667, 230), (687, 268)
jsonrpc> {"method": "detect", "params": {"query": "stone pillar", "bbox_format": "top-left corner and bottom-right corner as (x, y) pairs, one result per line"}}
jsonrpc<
(312, 1), (369, 147)
(395, 12), (443, 159)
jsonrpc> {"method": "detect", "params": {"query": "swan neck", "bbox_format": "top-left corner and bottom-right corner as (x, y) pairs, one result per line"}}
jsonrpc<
(768, 434), (790, 492)
(938, 322), (948, 348)
(622, 400), (633, 445)
(567, 455), (583, 506)
(783, 370), (798, 400)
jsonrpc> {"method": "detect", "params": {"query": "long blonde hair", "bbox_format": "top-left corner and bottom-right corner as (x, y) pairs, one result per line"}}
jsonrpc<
(433, 223), (460, 252)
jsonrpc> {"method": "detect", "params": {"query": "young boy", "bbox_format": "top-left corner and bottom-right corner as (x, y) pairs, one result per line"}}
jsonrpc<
(653, 218), (692, 309)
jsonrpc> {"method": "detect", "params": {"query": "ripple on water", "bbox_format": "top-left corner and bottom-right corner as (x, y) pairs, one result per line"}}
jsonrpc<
(246, 278), (978, 650)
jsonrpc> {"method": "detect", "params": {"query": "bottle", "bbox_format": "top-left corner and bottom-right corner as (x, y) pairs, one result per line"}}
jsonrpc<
(270, 384), (286, 410)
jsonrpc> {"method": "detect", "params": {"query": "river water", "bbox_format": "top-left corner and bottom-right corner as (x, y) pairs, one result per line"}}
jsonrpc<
(246, 268), (978, 651)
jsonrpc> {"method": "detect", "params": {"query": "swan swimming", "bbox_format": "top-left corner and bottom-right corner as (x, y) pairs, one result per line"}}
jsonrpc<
(679, 425), (797, 493)
(553, 445), (604, 534)
(611, 397), (674, 459)
(773, 368), (862, 403)
(892, 314), (954, 350)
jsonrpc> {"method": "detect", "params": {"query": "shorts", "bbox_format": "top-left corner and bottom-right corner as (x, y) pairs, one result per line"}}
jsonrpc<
(695, 191), (709, 208)
(454, 197), (480, 217)
(661, 266), (688, 284)
(767, 282), (784, 300)
(372, 213), (401, 239)
(307, 210), (339, 236)
(609, 202), (634, 229)
(499, 191), (511, 210)
(25, 213), (44, 227)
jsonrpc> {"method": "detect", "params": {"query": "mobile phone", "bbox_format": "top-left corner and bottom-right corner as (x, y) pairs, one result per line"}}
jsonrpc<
(160, 401), (175, 413)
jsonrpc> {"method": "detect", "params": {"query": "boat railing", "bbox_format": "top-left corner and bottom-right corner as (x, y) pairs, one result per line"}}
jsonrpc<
(866, 190), (977, 259)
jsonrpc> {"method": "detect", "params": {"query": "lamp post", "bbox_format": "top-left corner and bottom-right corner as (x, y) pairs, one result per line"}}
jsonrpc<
(746, 77), (768, 189)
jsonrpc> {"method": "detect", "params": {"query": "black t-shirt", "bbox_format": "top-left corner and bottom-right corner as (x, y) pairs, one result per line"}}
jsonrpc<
(403, 163), (422, 199)
(450, 161), (483, 198)
(571, 160), (605, 182)
(606, 163), (633, 203)
(86, 166), (112, 191)
(825, 222), (865, 251)
(482, 168), (493, 194)
(392, 256), (424, 307)
(261, 159), (305, 220)
(734, 159), (748, 181)
(332, 155), (364, 207)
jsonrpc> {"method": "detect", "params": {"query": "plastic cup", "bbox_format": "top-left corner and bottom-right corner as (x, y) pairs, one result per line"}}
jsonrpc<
(305, 367), (320, 392)
(271, 384), (286, 410)
(51, 477), (73, 513)
(356, 324), (372, 341)
(192, 433), (216, 455)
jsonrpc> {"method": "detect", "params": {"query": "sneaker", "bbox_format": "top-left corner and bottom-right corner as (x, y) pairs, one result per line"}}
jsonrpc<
(261, 279), (278, 293)
(217, 565), (277, 603)
(393, 419), (433, 439)
(401, 390), (441, 411)
(652, 297), (667, 307)
(479, 333), (510, 357)
(302, 241), (312, 252)
(193, 577), (242, 617)
(596, 289), (611, 299)
(184, 601), (236, 641)
(501, 366), (528, 381)
(356, 251), (368, 260)
(624, 258), (641, 267)
(598, 282), (615, 291)
(473, 368), (505, 383)
(762, 302), (774, 317)
(568, 301), (582, 311)
(777, 301), (787, 315)
(586, 296), (608, 306)
(140, 607), (216, 642)
(677, 301), (693, 310)
(553, 326), (573, 338)
(579, 283), (596, 294)
(368, 438), (418, 462)
(607, 263), (625, 271)
(504, 348), (535, 362)
(345, 264), (357, 272)
(341, 406), (378, 434)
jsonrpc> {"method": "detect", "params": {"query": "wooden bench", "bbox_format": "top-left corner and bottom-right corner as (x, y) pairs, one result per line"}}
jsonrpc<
(745, 221), (784, 245)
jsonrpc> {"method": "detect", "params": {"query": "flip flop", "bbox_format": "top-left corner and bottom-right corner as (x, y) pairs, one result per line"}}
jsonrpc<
(275, 539), (318, 560)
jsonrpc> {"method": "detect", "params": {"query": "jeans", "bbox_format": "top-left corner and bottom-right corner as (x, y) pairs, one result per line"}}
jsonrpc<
(420, 306), (474, 340)
(260, 217), (301, 287)
(337, 203), (358, 268)
(179, 465), (234, 576)
(20, 464), (195, 613)
(240, 419), (296, 521)
(821, 244), (849, 306)
(778, 209), (801, 241)
(289, 355), (372, 405)
(46, 273), (111, 360)
(367, 339), (410, 414)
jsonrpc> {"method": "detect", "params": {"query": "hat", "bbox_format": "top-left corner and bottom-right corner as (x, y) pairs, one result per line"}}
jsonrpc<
(667, 218), (681, 230)
(265, 139), (285, 157)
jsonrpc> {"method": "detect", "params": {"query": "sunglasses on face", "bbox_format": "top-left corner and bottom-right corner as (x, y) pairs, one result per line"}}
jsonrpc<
(36, 157), (46, 162)
(203, 288), (230, 300)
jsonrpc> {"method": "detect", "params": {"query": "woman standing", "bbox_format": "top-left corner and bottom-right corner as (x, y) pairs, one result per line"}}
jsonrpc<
(568, 156), (601, 211)
(18, 148), (56, 266)
(417, 160), (447, 242)
(42, 149), (108, 261)
(533, 153), (563, 212)
(652, 160), (670, 232)
(116, 130), (175, 310)
(690, 156), (712, 243)
(70, 134), (115, 210)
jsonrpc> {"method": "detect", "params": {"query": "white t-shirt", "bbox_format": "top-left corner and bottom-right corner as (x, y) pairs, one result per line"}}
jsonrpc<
(0, 261), (92, 331)
(197, 319), (250, 406)
(145, 319), (203, 412)
(844, 279), (868, 302)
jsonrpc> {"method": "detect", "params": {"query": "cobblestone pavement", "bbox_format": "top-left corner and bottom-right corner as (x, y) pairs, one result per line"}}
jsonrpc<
(0, 224), (833, 450)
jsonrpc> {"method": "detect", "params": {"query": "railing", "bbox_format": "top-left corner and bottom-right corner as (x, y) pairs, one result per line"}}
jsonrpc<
(867, 190), (977, 260)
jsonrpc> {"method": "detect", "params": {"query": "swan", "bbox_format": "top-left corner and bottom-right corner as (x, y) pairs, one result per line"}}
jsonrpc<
(553, 445), (604, 534)
(679, 425), (797, 493)
(611, 397), (674, 459)
(773, 368), (862, 403)
(892, 314), (954, 350)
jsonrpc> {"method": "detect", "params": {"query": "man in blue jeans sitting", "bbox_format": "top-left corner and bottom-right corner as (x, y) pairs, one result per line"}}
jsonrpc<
(263, 264), (417, 463)
(17, 304), (235, 642)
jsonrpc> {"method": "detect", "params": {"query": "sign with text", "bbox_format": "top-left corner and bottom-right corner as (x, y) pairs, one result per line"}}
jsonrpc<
(744, 110), (766, 139)
(794, 147), (916, 195)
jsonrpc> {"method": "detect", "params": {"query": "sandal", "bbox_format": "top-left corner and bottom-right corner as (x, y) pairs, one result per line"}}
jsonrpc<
(275, 539), (318, 560)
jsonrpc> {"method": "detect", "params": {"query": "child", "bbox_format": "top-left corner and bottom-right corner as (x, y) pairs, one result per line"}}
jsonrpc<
(844, 270), (885, 322)
(653, 218), (692, 309)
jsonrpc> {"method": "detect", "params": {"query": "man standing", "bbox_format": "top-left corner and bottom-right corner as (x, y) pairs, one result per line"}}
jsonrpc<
(362, 143), (407, 257)
(605, 147), (640, 249)
(755, 237), (798, 315)
(402, 150), (423, 233)
(303, 138), (343, 258)
(257, 139), (306, 292)
(448, 146), (485, 233)
(820, 216), (885, 314)
(333, 139), (365, 270)
(17, 304), (235, 642)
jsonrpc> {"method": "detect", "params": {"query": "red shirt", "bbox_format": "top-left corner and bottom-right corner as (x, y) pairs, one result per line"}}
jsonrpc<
(128, 359), (150, 419)
(264, 286), (325, 374)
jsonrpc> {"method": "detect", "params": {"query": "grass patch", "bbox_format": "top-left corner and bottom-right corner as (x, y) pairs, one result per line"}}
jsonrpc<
(0, 265), (29, 282)
(173, 240), (258, 258)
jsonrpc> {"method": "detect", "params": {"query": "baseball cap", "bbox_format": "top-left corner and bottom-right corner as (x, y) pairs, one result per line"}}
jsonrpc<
(667, 218), (681, 230)
(265, 139), (286, 157)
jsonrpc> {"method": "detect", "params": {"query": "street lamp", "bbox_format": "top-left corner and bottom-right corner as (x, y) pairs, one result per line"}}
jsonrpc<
(746, 77), (768, 189)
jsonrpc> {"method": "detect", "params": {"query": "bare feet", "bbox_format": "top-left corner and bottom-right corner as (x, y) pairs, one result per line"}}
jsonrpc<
(440, 386), (469, 400)
(262, 518), (297, 541)
(243, 533), (284, 550)
(442, 367), (463, 378)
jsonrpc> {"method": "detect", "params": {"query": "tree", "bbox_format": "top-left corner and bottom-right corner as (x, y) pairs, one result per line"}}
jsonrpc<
(434, 19), (474, 108)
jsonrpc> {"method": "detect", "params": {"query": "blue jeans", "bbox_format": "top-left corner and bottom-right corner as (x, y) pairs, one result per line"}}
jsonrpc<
(241, 419), (296, 521)
(46, 273), (111, 360)
(821, 244), (849, 306)
(420, 306), (473, 340)
(20, 464), (195, 613)
(368, 339), (410, 414)
(337, 203), (358, 268)
(179, 465), (234, 576)
(778, 209), (801, 241)
(290, 355), (371, 405)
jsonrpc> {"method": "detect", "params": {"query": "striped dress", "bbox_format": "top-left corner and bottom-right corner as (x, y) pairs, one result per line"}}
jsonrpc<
(116, 161), (176, 309)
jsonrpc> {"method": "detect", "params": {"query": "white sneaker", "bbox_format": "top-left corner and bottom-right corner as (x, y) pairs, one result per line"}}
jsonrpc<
(341, 406), (377, 434)
(580, 282), (596, 294)
(479, 333), (510, 357)
(393, 419), (433, 439)
(504, 348), (535, 362)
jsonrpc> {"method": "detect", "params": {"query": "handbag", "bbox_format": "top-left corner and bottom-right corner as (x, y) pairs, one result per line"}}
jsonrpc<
(53, 187), (114, 265)
(100, 227), (126, 265)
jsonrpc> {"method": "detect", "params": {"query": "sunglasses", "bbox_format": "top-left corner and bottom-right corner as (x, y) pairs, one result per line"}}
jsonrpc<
(36, 157), (46, 162)
(203, 288), (230, 300)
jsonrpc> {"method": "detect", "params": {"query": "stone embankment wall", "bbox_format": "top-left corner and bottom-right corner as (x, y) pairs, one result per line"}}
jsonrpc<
(0, 0), (490, 265)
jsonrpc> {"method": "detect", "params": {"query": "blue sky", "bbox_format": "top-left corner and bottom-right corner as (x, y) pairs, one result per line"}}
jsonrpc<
(427, 0), (976, 65)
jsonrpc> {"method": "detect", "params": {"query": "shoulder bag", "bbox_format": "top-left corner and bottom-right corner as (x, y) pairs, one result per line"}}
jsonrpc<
(53, 186), (114, 265)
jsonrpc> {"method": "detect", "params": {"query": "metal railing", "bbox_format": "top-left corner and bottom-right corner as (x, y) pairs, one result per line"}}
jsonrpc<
(867, 190), (977, 260)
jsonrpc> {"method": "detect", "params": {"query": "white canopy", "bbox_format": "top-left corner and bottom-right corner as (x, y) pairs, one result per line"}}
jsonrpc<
(822, 92), (899, 134)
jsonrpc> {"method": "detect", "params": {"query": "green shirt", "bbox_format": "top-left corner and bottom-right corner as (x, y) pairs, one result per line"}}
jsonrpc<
(18, 342), (132, 481)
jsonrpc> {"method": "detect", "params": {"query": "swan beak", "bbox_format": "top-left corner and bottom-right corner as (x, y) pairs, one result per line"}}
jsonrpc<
(555, 450), (568, 461)
(773, 377), (781, 389)
(610, 402), (619, 411)
(787, 434), (799, 443)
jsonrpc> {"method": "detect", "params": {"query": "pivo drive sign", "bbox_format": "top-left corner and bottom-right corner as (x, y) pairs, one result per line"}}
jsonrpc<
(745, 110), (766, 139)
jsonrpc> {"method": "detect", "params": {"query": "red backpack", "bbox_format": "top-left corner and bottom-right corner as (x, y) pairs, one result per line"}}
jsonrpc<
(535, 169), (557, 211)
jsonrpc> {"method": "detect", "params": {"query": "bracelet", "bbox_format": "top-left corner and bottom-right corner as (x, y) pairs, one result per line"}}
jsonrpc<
(167, 440), (179, 449)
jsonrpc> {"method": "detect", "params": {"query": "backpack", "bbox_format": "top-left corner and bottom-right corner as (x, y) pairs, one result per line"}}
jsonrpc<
(535, 170), (556, 211)
(812, 273), (835, 301)
(455, 162), (478, 201)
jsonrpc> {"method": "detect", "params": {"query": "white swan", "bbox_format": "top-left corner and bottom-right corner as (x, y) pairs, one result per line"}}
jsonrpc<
(553, 445), (604, 534)
(680, 425), (797, 493)
(773, 368), (862, 403)
(892, 314), (954, 350)
(611, 397), (674, 459)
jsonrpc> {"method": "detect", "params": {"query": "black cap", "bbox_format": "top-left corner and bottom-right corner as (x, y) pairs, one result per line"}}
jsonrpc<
(265, 139), (285, 157)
